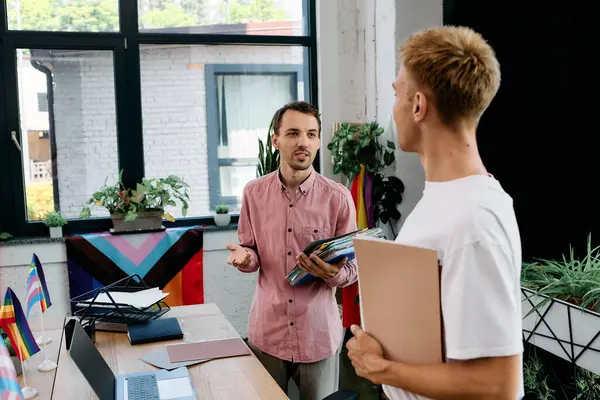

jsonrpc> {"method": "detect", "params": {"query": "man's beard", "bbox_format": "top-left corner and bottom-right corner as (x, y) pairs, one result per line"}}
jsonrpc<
(289, 160), (312, 171)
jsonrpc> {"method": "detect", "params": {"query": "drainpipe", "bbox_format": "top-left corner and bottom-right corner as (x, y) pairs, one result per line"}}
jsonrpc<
(30, 54), (60, 212)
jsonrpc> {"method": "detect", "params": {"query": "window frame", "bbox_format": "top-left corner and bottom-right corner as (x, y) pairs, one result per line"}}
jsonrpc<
(205, 63), (305, 208)
(0, 0), (319, 238)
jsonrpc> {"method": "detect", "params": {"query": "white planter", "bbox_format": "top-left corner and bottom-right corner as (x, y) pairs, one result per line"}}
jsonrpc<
(522, 287), (600, 375)
(49, 226), (63, 238)
(214, 213), (231, 227)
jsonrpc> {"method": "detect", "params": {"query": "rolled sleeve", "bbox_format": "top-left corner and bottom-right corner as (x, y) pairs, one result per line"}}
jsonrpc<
(325, 188), (359, 287)
(325, 258), (357, 288)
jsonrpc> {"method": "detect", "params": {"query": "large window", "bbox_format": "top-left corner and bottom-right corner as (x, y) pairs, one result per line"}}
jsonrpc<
(0, 0), (317, 237)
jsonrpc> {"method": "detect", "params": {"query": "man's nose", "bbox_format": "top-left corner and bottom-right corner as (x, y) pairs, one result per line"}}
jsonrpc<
(297, 134), (310, 147)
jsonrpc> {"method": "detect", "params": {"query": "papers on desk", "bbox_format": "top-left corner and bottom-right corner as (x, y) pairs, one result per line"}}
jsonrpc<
(166, 338), (251, 363)
(140, 349), (208, 370)
(77, 287), (168, 310)
(286, 227), (386, 286)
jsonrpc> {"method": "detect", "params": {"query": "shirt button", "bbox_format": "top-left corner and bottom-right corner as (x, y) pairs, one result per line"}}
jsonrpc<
(289, 204), (293, 208)
(287, 251), (291, 256)
(314, 229), (318, 233)
(288, 228), (292, 232)
(289, 299), (293, 303)
(290, 322), (294, 326)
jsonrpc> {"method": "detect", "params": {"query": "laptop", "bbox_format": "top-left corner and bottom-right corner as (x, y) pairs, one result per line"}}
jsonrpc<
(69, 321), (196, 400)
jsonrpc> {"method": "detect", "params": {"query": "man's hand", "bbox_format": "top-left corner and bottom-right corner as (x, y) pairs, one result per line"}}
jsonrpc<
(295, 253), (348, 280)
(226, 244), (252, 270)
(346, 324), (389, 384)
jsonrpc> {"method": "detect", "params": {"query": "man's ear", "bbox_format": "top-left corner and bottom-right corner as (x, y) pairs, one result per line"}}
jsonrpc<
(413, 91), (427, 123)
(272, 133), (279, 149)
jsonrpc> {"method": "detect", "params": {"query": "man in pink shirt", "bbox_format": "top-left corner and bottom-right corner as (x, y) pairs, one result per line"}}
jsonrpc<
(226, 101), (358, 399)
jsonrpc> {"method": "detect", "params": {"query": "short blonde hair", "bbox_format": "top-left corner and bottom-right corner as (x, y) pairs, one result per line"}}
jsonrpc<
(400, 26), (500, 124)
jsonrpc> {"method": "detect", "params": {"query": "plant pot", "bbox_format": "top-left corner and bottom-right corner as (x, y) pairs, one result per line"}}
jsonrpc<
(10, 356), (22, 376)
(49, 226), (63, 238)
(522, 287), (600, 376)
(110, 211), (163, 233)
(214, 213), (231, 227)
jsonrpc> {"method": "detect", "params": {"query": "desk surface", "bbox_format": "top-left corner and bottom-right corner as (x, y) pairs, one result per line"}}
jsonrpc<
(23, 304), (288, 400)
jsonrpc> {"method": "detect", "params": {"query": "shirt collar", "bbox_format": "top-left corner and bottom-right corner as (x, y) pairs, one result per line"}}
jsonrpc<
(276, 168), (317, 196)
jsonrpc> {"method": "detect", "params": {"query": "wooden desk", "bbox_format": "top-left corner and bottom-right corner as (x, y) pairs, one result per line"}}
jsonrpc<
(26, 305), (288, 399)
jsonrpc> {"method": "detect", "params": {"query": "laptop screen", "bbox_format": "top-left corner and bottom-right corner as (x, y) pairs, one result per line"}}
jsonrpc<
(70, 321), (116, 400)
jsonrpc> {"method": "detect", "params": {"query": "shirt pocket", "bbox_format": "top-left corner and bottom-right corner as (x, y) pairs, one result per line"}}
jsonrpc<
(302, 226), (332, 242)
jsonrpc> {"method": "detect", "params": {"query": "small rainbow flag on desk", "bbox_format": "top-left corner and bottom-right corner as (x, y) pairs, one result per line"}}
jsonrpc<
(25, 254), (52, 318)
(0, 335), (23, 400)
(0, 288), (40, 362)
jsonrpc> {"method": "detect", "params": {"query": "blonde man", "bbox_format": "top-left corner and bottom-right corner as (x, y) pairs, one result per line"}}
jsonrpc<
(346, 26), (523, 399)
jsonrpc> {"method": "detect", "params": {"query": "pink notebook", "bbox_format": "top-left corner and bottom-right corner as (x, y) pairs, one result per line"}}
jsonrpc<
(166, 338), (251, 363)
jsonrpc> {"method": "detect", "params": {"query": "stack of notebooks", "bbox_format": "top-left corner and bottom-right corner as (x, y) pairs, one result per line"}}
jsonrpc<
(286, 227), (386, 286)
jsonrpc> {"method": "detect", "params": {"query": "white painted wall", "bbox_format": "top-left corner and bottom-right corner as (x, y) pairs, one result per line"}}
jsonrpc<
(392, 0), (443, 229)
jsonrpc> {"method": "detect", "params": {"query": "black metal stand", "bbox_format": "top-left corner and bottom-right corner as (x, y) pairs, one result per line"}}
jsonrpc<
(522, 288), (600, 399)
(70, 274), (170, 332)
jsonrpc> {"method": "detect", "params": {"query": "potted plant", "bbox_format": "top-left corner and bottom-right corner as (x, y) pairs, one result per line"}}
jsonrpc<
(257, 123), (279, 177)
(328, 121), (404, 234)
(80, 171), (190, 233)
(214, 203), (231, 227)
(43, 211), (67, 238)
(521, 234), (600, 376)
(328, 122), (396, 184)
(0, 230), (12, 240)
(523, 352), (554, 399)
(1, 328), (21, 375)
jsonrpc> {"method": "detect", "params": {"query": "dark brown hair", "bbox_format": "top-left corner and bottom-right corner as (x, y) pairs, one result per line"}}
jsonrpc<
(270, 101), (322, 137)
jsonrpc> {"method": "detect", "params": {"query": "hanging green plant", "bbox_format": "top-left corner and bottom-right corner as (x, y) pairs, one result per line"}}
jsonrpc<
(257, 123), (279, 177)
(327, 122), (396, 181)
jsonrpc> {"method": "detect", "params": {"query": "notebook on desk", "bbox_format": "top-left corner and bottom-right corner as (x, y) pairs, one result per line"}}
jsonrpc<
(166, 338), (251, 363)
(353, 235), (445, 364)
(127, 318), (183, 345)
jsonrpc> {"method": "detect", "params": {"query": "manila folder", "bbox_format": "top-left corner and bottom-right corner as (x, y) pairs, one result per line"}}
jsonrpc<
(353, 236), (443, 364)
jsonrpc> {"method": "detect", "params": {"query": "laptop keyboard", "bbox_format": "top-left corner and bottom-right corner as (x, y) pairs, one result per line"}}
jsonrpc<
(127, 375), (160, 400)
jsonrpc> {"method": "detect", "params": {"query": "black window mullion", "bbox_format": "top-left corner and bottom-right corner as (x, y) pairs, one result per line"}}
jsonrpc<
(136, 33), (310, 47)
(0, 37), (14, 236)
(307, 0), (320, 173)
(3, 45), (31, 236)
(116, 0), (144, 189)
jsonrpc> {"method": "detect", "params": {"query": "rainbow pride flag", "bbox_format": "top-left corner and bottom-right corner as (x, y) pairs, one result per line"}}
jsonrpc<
(0, 289), (40, 362)
(25, 254), (52, 318)
(0, 335), (23, 400)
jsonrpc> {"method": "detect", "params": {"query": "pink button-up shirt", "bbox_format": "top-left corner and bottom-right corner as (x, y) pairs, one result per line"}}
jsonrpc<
(236, 170), (358, 363)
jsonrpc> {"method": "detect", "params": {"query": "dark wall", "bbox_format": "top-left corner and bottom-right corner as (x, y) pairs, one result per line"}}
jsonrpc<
(443, 0), (598, 261)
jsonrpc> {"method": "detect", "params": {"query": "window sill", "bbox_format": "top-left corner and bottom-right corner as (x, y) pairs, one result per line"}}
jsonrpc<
(0, 223), (239, 247)
(0, 236), (66, 247)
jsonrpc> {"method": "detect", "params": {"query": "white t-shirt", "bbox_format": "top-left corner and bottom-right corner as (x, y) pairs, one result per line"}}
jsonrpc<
(384, 174), (524, 400)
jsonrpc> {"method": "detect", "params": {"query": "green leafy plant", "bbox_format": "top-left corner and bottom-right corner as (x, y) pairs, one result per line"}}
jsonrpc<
(327, 122), (395, 181)
(523, 353), (554, 400)
(521, 234), (600, 315)
(215, 203), (229, 215)
(43, 211), (68, 228)
(0, 231), (12, 240)
(257, 125), (279, 177)
(372, 174), (405, 236)
(575, 367), (600, 399)
(80, 170), (190, 223)
(0, 328), (15, 357)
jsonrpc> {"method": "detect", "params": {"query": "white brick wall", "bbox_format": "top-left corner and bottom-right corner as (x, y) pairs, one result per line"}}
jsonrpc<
(51, 45), (303, 219)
